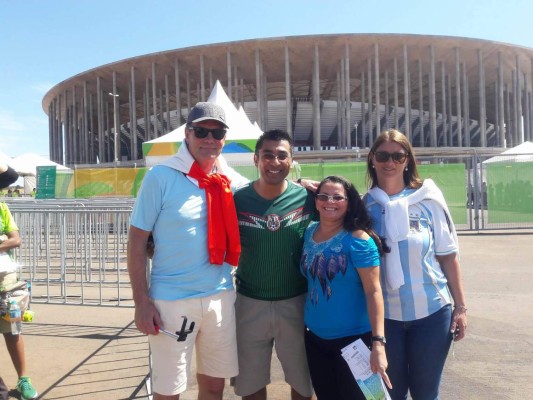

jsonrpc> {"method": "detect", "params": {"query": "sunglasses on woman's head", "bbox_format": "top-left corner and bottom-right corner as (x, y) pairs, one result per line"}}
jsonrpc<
(374, 151), (408, 164)
(189, 126), (227, 140)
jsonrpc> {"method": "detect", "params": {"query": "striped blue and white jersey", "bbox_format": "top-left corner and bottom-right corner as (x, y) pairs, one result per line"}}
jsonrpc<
(365, 188), (458, 321)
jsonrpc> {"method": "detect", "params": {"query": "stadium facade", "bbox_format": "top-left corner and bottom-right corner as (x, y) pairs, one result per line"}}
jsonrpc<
(42, 34), (533, 166)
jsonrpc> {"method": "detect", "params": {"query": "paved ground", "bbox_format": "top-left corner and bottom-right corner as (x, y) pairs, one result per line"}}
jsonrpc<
(1, 230), (532, 399)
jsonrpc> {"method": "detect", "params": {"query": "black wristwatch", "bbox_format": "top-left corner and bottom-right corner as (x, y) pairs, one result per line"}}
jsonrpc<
(371, 335), (387, 344)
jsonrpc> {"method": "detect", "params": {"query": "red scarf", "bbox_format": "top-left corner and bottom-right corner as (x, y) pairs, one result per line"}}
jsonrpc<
(187, 161), (241, 266)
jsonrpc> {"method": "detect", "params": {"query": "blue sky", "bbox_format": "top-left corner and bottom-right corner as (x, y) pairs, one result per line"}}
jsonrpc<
(1, 0), (532, 160)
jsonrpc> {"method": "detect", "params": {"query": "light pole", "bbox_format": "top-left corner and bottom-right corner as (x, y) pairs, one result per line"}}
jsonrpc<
(354, 122), (359, 149)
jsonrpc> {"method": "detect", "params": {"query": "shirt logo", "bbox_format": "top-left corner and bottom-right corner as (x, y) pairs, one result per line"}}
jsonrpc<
(266, 214), (281, 231)
(238, 207), (310, 230)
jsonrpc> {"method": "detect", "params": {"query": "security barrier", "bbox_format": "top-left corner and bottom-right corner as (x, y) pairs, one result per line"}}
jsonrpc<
(5, 199), (135, 307)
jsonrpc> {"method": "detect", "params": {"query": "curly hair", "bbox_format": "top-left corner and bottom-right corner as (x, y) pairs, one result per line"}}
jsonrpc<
(316, 175), (385, 255)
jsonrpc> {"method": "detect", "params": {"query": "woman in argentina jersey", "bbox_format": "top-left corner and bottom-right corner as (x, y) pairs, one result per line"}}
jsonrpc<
(300, 176), (392, 400)
(364, 129), (468, 400)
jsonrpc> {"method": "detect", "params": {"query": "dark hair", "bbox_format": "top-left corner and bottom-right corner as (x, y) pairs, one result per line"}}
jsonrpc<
(255, 129), (293, 155)
(316, 175), (385, 255)
(366, 129), (423, 189)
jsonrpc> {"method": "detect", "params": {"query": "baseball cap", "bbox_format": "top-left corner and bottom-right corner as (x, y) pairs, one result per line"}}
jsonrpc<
(187, 102), (229, 129)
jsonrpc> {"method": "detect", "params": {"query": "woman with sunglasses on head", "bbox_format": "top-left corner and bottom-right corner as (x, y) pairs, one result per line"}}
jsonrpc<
(300, 175), (392, 400)
(364, 129), (467, 400)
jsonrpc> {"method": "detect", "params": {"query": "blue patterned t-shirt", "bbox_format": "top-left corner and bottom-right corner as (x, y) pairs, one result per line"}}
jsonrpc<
(300, 222), (380, 339)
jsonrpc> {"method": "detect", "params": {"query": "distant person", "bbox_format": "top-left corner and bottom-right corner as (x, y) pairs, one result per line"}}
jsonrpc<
(232, 130), (315, 400)
(301, 175), (391, 400)
(127, 102), (247, 400)
(364, 129), (467, 400)
(0, 162), (38, 400)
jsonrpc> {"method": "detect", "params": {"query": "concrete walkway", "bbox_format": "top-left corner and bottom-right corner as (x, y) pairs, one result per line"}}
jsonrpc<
(1, 231), (532, 399)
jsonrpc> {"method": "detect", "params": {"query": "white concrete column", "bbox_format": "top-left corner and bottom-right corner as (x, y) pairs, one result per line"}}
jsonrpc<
(393, 58), (399, 129)
(374, 43), (381, 136)
(429, 45), (437, 147)
(478, 50), (487, 147)
(498, 53), (505, 147)
(285, 44), (292, 137)
(174, 59), (181, 125)
(368, 58), (373, 145)
(418, 59), (424, 147)
(455, 48), (463, 147)
(312, 44), (321, 150)
(227, 51), (232, 101)
(113, 71), (120, 162)
(345, 43), (351, 148)
(152, 63), (158, 136)
(130, 66), (137, 160)
(441, 62), (447, 147)
(200, 54), (205, 102)
(403, 45), (411, 140)
(361, 71), (366, 148)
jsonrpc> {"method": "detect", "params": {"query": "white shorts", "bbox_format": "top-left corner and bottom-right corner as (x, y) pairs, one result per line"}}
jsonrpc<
(149, 290), (238, 396)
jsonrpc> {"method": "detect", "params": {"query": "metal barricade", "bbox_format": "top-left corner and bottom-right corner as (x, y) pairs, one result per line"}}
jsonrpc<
(5, 199), (135, 307)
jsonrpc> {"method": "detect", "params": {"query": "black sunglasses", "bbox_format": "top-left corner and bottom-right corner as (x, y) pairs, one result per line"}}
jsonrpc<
(189, 126), (227, 140)
(374, 151), (408, 164)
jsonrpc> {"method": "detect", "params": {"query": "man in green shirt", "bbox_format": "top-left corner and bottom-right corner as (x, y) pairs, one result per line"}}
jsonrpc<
(232, 130), (315, 400)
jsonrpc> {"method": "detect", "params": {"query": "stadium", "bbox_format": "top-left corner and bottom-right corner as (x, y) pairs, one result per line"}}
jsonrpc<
(42, 34), (533, 166)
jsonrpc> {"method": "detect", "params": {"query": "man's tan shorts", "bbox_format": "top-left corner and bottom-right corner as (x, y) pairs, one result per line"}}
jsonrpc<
(232, 293), (313, 397)
(149, 290), (238, 396)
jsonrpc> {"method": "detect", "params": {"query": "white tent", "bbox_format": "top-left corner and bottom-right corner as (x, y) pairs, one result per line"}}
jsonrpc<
(143, 80), (262, 166)
(12, 153), (70, 194)
(483, 141), (533, 164)
(12, 153), (70, 176)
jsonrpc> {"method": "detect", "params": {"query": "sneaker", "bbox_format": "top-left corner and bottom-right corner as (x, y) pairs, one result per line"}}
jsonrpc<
(16, 376), (38, 400)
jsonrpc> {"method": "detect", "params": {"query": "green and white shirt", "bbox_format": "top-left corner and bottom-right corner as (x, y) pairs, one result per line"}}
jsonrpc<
(234, 181), (315, 301)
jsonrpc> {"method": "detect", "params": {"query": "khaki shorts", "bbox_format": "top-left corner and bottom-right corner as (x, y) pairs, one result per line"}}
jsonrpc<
(232, 293), (313, 397)
(149, 290), (238, 396)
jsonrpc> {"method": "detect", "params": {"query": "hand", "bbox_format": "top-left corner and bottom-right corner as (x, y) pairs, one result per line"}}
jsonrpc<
(134, 299), (162, 336)
(370, 344), (392, 389)
(298, 178), (319, 192)
(450, 306), (468, 341)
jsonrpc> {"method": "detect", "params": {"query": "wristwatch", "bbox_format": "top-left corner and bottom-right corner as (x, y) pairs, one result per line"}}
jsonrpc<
(371, 335), (387, 344)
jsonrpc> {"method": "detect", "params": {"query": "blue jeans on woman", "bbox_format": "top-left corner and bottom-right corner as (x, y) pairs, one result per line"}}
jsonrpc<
(385, 304), (452, 400)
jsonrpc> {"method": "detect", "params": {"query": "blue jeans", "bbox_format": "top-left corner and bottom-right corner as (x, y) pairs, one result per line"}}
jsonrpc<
(385, 305), (452, 400)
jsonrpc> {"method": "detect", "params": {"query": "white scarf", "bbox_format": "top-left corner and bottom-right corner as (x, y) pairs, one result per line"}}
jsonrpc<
(162, 143), (249, 188)
(367, 179), (458, 290)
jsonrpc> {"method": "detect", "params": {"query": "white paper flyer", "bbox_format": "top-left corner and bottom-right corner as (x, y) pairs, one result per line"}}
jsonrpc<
(341, 338), (391, 400)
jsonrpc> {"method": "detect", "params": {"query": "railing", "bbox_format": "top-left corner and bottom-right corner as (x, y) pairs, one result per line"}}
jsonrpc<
(5, 199), (135, 307)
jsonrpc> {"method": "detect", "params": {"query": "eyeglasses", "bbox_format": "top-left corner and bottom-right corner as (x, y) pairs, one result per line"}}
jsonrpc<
(315, 193), (347, 203)
(260, 153), (291, 162)
(189, 126), (227, 140)
(374, 151), (408, 164)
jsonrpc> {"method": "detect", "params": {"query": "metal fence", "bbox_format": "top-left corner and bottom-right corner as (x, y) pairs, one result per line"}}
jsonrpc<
(1, 153), (531, 306)
(5, 198), (135, 307)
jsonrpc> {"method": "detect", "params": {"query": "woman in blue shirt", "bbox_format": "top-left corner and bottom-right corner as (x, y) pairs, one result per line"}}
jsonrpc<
(301, 175), (391, 400)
